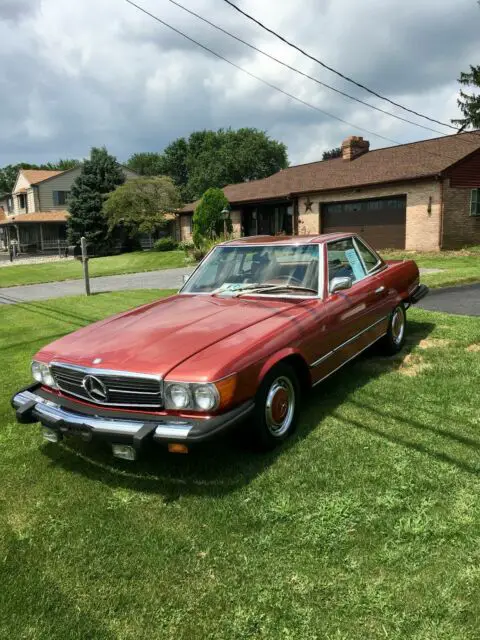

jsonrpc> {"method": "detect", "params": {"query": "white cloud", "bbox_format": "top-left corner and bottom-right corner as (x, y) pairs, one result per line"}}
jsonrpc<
(0, 0), (478, 167)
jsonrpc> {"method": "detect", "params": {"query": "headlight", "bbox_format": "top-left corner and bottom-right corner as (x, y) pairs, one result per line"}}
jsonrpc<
(193, 384), (219, 411)
(31, 361), (58, 389)
(165, 383), (191, 409)
(164, 376), (236, 412)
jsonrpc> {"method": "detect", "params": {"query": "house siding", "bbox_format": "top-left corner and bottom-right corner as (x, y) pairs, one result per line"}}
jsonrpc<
(38, 166), (138, 211)
(38, 167), (82, 211)
(297, 179), (442, 251)
(441, 179), (480, 248)
(12, 171), (31, 215)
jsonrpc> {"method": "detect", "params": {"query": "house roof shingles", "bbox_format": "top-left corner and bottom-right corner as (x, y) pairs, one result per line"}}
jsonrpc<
(0, 211), (69, 225)
(182, 131), (480, 212)
(21, 169), (64, 185)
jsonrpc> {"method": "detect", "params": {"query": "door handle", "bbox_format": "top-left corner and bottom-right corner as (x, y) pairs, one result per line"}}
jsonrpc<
(375, 285), (386, 295)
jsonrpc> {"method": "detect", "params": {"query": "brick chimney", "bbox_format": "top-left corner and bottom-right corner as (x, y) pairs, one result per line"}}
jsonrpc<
(341, 136), (370, 161)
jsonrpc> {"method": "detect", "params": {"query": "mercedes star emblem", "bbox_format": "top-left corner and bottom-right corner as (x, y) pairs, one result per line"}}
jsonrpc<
(82, 374), (108, 402)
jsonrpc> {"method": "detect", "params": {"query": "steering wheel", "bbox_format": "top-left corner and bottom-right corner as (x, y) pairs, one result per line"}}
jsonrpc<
(264, 275), (304, 286)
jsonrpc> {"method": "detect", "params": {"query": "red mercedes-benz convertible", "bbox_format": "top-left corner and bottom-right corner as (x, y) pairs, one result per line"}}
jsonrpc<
(12, 234), (428, 460)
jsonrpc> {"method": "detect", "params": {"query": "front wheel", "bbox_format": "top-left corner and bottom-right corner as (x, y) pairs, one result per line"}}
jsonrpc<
(251, 363), (300, 450)
(378, 303), (406, 355)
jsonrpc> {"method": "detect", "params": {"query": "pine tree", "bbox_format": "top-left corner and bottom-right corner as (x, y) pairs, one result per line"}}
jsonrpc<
(451, 65), (480, 131)
(67, 147), (125, 253)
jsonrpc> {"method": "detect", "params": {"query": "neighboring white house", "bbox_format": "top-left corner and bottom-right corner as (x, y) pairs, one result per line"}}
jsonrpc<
(0, 166), (138, 252)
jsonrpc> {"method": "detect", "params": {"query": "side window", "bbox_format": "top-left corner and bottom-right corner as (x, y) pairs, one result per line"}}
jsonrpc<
(355, 238), (380, 272)
(327, 238), (366, 287)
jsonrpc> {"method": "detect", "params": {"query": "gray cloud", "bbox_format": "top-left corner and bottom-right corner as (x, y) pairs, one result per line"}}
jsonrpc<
(0, 0), (478, 169)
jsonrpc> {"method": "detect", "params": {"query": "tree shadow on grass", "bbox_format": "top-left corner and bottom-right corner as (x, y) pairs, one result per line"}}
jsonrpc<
(40, 319), (450, 498)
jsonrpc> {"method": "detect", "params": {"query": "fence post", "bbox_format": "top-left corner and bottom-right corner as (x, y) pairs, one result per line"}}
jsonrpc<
(80, 236), (91, 296)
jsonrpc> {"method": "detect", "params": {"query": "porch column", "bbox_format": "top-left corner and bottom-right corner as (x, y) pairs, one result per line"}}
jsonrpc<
(40, 224), (44, 251)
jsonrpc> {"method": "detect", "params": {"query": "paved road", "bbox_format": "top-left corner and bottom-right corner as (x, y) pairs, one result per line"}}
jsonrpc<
(0, 267), (195, 305)
(417, 282), (480, 316)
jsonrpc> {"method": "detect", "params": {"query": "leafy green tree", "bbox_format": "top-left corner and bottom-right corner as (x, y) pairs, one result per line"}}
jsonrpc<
(322, 147), (342, 160)
(127, 152), (164, 176)
(158, 128), (288, 201)
(0, 163), (39, 195)
(0, 159), (81, 195)
(44, 158), (81, 171)
(103, 176), (182, 238)
(67, 147), (125, 253)
(192, 188), (231, 247)
(451, 65), (480, 131)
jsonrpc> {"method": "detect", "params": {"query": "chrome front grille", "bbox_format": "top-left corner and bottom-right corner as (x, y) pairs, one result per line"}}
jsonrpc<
(50, 363), (163, 408)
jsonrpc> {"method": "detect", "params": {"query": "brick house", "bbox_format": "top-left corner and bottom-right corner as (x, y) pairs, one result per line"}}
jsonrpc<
(180, 131), (480, 250)
(0, 166), (139, 253)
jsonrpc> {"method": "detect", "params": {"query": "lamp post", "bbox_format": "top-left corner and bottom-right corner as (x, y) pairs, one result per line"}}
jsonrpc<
(221, 207), (230, 239)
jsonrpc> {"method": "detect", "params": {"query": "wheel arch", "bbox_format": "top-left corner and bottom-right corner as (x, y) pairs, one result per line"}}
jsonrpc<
(258, 349), (312, 391)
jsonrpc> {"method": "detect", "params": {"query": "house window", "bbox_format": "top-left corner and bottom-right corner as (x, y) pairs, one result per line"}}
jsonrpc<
(471, 189), (480, 216)
(18, 194), (26, 210)
(53, 191), (70, 206)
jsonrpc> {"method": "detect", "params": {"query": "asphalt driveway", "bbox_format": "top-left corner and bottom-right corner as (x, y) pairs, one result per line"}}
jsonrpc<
(416, 282), (480, 316)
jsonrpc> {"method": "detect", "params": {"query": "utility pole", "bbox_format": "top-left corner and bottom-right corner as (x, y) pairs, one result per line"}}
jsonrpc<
(80, 236), (91, 296)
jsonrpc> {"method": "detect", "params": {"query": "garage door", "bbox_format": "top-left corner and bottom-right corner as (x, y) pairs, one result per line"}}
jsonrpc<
(321, 196), (406, 249)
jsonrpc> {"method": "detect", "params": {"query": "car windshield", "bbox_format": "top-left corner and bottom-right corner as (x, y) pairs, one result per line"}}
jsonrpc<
(182, 244), (320, 296)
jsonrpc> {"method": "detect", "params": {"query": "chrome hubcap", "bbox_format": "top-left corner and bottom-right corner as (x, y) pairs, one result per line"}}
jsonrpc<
(391, 307), (405, 345)
(265, 376), (295, 437)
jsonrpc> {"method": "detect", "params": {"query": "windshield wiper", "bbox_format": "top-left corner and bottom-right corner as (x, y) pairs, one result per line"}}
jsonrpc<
(236, 284), (318, 297)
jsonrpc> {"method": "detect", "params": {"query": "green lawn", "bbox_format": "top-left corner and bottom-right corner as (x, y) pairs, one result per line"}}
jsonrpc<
(382, 246), (480, 289)
(0, 250), (187, 288)
(1, 292), (480, 639)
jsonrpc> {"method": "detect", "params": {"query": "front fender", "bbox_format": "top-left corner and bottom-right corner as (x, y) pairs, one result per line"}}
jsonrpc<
(257, 347), (308, 387)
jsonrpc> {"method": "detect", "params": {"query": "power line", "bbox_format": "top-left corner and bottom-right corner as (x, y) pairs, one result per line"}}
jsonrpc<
(163, 0), (450, 137)
(220, 0), (461, 132)
(125, 0), (404, 146)
(124, 0), (476, 165)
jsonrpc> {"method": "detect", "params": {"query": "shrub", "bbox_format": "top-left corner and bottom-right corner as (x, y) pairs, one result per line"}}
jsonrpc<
(153, 237), (178, 252)
(192, 188), (231, 247)
(178, 240), (195, 253)
(192, 237), (223, 261)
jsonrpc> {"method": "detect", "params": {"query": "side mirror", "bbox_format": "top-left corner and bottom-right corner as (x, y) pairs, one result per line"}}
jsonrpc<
(329, 276), (353, 294)
(182, 273), (190, 284)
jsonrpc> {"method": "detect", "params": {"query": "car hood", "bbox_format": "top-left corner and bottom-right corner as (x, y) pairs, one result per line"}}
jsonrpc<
(36, 294), (299, 377)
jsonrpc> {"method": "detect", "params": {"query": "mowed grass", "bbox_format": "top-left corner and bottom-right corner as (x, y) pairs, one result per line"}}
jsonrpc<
(382, 245), (480, 289)
(0, 250), (187, 288)
(1, 292), (480, 639)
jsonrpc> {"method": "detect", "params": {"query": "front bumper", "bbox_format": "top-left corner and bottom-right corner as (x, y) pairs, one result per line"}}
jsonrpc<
(12, 384), (254, 453)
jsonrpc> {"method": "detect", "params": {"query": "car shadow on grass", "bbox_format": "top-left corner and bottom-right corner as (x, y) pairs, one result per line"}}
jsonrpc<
(41, 318), (439, 499)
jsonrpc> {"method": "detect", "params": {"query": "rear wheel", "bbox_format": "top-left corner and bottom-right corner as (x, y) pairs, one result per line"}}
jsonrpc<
(378, 303), (406, 355)
(251, 363), (300, 450)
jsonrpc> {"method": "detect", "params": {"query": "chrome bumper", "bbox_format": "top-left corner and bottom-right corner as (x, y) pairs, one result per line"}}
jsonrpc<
(12, 387), (254, 448)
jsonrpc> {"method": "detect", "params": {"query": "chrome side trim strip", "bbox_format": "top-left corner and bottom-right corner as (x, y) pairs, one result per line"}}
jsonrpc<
(312, 332), (387, 387)
(310, 314), (389, 368)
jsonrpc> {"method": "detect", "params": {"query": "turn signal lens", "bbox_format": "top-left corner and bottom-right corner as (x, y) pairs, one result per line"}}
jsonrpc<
(215, 374), (237, 410)
(168, 443), (189, 454)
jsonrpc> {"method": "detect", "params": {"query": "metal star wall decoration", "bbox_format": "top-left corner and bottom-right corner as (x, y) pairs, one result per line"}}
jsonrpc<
(304, 197), (313, 212)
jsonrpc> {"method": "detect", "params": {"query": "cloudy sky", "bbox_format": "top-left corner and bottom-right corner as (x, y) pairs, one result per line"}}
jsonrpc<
(0, 0), (478, 167)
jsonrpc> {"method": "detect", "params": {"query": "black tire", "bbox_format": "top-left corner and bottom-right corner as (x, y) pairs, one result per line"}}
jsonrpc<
(378, 303), (407, 355)
(251, 363), (300, 450)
